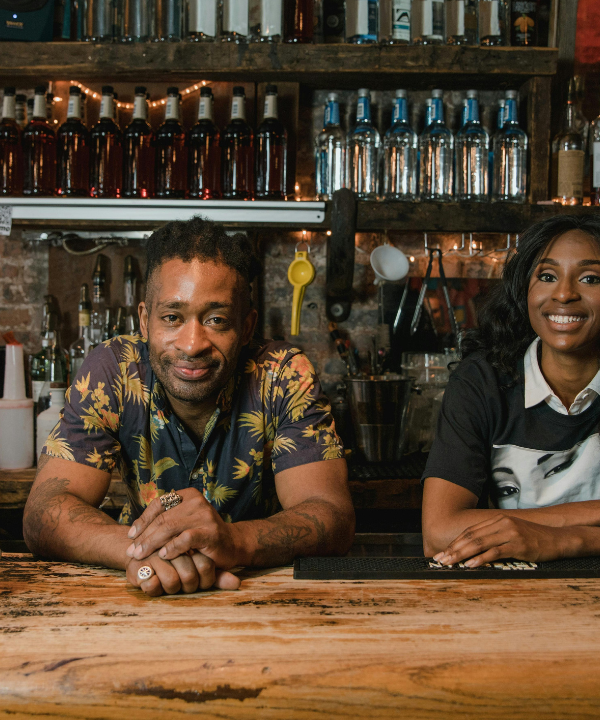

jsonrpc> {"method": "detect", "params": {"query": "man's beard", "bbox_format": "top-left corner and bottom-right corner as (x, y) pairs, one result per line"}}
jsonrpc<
(148, 339), (238, 405)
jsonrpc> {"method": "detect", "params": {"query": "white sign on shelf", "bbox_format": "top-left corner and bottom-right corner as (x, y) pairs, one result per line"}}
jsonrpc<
(0, 205), (13, 236)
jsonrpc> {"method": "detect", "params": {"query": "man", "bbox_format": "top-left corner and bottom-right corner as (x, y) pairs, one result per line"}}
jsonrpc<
(24, 217), (355, 595)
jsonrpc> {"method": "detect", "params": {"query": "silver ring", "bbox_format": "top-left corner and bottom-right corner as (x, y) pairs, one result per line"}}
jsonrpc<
(160, 491), (183, 511)
(137, 565), (154, 582)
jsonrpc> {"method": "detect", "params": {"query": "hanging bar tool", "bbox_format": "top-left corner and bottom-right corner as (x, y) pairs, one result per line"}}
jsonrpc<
(287, 242), (315, 336)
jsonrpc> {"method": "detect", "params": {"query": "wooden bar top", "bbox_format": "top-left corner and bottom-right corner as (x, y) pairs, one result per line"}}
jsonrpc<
(2, 553), (600, 717)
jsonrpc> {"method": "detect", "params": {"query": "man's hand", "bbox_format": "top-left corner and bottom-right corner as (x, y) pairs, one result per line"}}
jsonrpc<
(433, 515), (569, 568)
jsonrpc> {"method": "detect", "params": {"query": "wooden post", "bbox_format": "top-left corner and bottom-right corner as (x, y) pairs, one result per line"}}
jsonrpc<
(525, 75), (552, 204)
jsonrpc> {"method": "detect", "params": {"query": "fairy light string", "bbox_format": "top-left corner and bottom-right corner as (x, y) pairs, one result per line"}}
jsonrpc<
(69, 80), (210, 110)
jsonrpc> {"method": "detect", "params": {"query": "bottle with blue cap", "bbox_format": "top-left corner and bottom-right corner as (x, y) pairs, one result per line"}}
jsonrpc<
(455, 89), (489, 201)
(492, 89), (528, 203)
(383, 89), (417, 201)
(347, 88), (380, 200)
(419, 89), (453, 201)
(315, 93), (346, 200)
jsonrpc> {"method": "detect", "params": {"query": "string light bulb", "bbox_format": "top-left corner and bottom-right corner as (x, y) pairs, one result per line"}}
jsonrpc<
(70, 80), (210, 111)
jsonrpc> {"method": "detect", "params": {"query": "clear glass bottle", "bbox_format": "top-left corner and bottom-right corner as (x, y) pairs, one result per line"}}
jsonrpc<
(30, 299), (55, 412)
(479, 0), (505, 45)
(492, 90), (528, 203)
(347, 88), (380, 200)
(510, 0), (539, 46)
(411, 0), (444, 44)
(379, 0), (411, 44)
(156, 0), (183, 40)
(39, 326), (69, 414)
(23, 86), (56, 197)
(155, 87), (187, 198)
(383, 89), (417, 201)
(346, 0), (378, 43)
(255, 84), (287, 199)
(57, 86), (90, 197)
(123, 87), (154, 198)
(70, 283), (92, 377)
(220, 0), (249, 41)
(222, 86), (254, 199)
(552, 85), (584, 206)
(419, 89), (453, 202)
(123, 255), (139, 335)
(90, 256), (107, 345)
(0, 87), (23, 196)
(445, 0), (477, 44)
(591, 105), (600, 206)
(122, 0), (154, 41)
(315, 92), (346, 201)
(188, 86), (221, 198)
(455, 90), (489, 201)
(187, 0), (217, 40)
(488, 98), (505, 197)
(284, 0), (314, 43)
(89, 86), (123, 198)
(250, 0), (283, 41)
(84, 0), (117, 41)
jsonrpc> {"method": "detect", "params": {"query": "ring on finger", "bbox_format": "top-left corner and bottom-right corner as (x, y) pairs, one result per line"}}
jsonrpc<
(160, 491), (183, 511)
(137, 565), (154, 581)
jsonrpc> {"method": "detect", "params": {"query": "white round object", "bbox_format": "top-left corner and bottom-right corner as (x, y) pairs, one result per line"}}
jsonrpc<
(370, 244), (410, 284)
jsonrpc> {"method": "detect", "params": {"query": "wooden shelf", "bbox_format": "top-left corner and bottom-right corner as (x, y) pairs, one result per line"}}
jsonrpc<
(0, 44), (557, 86)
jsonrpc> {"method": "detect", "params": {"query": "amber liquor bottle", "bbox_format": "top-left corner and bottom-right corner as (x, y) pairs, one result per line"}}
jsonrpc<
(510, 0), (539, 46)
(188, 87), (221, 199)
(0, 87), (23, 196)
(222, 86), (254, 199)
(123, 87), (154, 198)
(57, 86), (90, 197)
(284, 0), (314, 42)
(89, 86), (123, 198)
(155, 87), (187, 198)
(255, 85), (287, 199)
(23, 86), (56, 196)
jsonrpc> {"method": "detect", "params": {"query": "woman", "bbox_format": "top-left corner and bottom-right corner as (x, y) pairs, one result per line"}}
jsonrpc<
(422, 215), (600, 566)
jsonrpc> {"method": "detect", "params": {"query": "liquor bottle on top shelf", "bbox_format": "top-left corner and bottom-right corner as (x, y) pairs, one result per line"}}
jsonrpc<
(345, 0), (378, 44)
(419, 89), (453, 202)
(0, 87), (23, 196)
(315, 92), (346, 201)
(347, 88), (380, 200)
(411, 0), (444, 44)
(379, 0), (411, 44)
(187, 0), (217, 40)
(57, 86), (90, 197)
(124, 255), (139, 334)
(510, 0), (539, 46)
(383, 89), (417, 201)
(15, 94), (27, 128)
(69, 283), (92, 377)
(156, 0), (183, 40)
(155, 87), (187, 198)
(492, 90), (528, 203)
(122, 0), (154, 41)
(23, 86), (56, 197)
(222, 86), (254, 199)
(323, 0), (345, 42)
(552, 84), (584, 206)
(250, 0), (283, 42)
(284, 0), (314, 43)
(220, 0), (249, 42)
(91, 256), (108, 345)
(479, 0), (505, 45)
(455, 90), (489, 202)
(188, 87), (221, 199)
(90, 86), (123, 198)
(255, 84), (287, 200)
(123, 86), (154, 198)
(445, 0), (478, 45)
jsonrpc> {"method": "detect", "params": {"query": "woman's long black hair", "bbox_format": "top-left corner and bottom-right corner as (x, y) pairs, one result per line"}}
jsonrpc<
(461, 214), (600, 379)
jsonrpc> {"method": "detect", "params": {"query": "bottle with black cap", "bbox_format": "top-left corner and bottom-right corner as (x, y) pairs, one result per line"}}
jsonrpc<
(188, 86), (221, 199)
(123, 86), (154, 198)
(23, 85), (56, 197)
(89, 85), (123, 198)
(56, 86), (90, 197)
(0, 87), (23, 196)
(222, 86), (254, 199)
(155, 86), (187, 198)
(255, 84), (287, 199)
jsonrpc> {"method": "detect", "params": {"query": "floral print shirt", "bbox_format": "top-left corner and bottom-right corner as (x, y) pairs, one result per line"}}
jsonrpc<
(42, 335), (344, 525)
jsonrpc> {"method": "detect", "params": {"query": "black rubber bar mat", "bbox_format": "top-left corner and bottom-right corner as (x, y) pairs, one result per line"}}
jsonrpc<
(294, 556), (600, 580)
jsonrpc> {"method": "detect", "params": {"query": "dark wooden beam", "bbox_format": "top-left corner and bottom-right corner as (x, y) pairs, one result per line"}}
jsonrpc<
(525, 76), (552, 203)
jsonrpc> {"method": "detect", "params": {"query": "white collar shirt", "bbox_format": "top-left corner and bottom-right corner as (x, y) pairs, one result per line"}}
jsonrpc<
(524, 337), (600, 416)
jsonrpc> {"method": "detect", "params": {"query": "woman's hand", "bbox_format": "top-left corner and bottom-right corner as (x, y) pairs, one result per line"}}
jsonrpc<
(433, 515), (569, 567)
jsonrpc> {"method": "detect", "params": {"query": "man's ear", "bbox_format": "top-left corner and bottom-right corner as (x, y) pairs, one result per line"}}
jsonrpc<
(242, 308), (258, 345)
(139, 302), (149, 340)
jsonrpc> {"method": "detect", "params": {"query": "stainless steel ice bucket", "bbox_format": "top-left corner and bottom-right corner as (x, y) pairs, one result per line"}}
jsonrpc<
(344, 375), (414, 462)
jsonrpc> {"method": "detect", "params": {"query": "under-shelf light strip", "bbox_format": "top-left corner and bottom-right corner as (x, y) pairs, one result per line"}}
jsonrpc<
(70, 80), (210, 110)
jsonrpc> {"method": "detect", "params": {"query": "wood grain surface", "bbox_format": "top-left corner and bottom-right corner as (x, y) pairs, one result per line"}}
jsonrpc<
(2, 553), (600, 718)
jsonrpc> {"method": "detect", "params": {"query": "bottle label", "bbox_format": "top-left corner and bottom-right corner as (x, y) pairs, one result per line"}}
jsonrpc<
(557, 149), (584, 199)
(413, 0), (433, 37)
(231, 96), (246, 120)
(593, 141), (600, 189)
(512, 0), (536, 11)
(479, 0), (500, 36)
(100, 94), (114, 119)
(67, 94), (82, 119)
(263, 93), (278, 120)
(324, 101), (340, 126)
(392, 0), (410, 40)
(446, 0), (465, 37)
(223, 0), (249, 35)
(166, 95), (180, 120)
(189, 0), (217, 34)
(260, 0), (282, 37)
(33, 94), (46, 119)
(133, 95), (148, 120)
(346, 0), (376, 37)
(356, 96), (370, 122)
(497, 102), (505, 129)
(2, 94), (16, 121)
(79, 310), (91, 327)
(32, 380), (45, 404)
(198, 95), (213, 120)
(392, 97), (407, 124)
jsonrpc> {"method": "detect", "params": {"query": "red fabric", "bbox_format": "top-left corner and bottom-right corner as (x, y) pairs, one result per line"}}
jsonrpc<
(575, 0), (600, 66)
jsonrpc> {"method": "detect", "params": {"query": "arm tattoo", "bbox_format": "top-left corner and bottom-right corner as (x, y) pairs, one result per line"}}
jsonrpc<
(24, 476), (72, 551)
(68, 504), (115, 526)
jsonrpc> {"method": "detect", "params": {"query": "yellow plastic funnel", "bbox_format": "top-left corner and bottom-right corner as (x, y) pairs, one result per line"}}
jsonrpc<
(287, 248), (315, 336)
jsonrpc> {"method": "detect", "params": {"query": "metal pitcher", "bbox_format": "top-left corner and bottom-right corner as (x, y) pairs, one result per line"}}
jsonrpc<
(344, 375), (413, 462)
